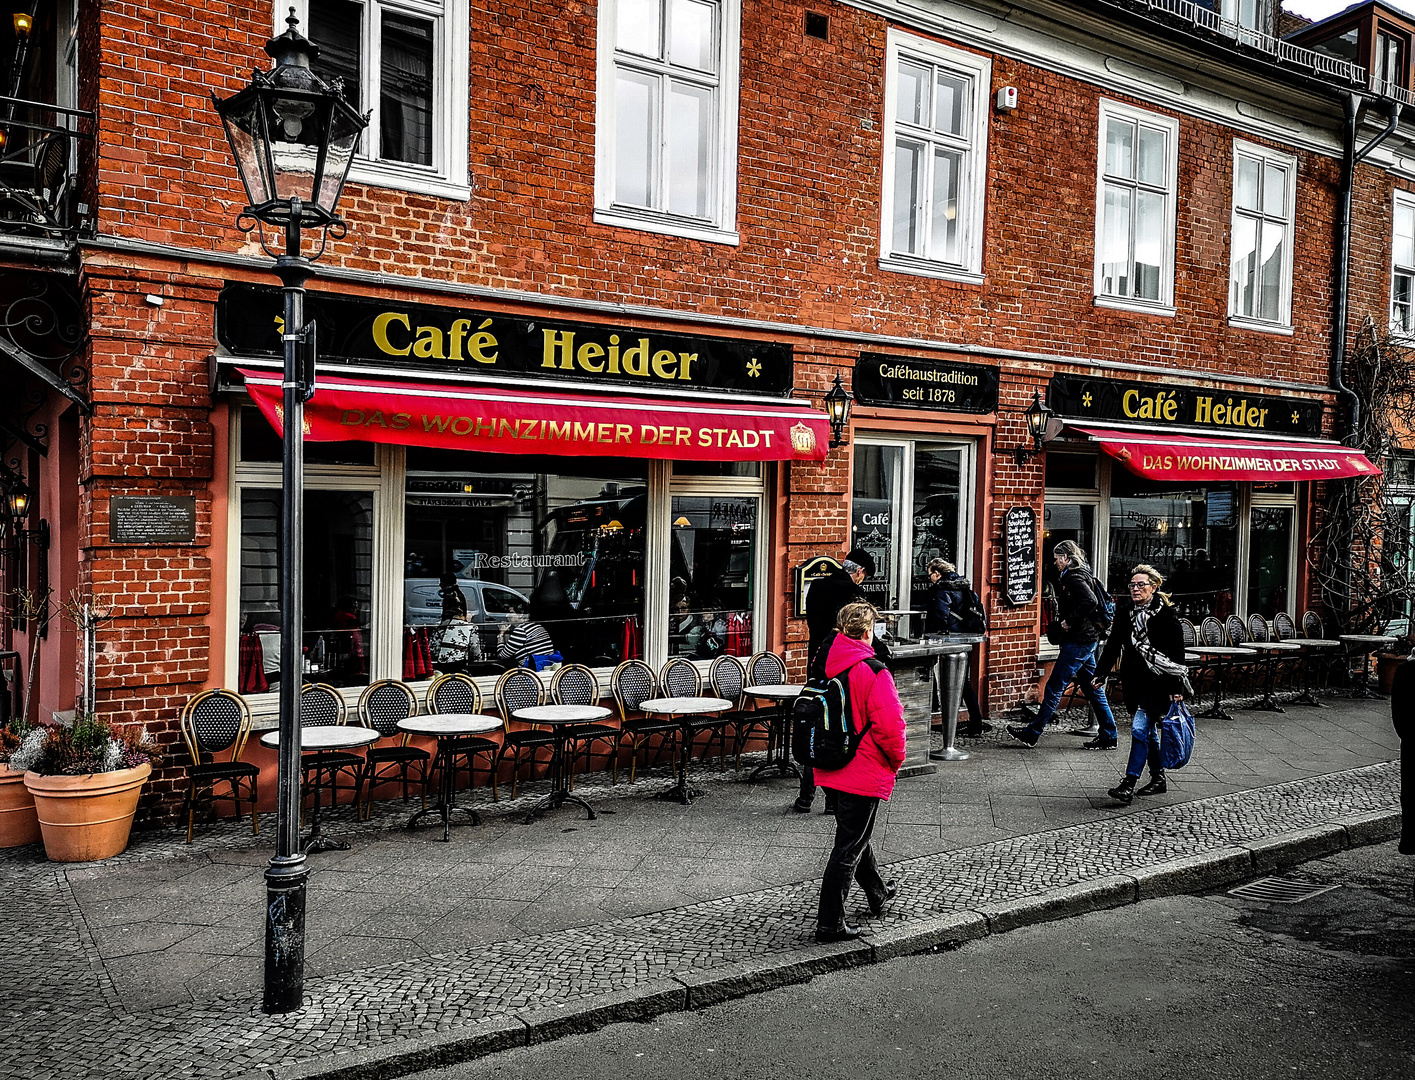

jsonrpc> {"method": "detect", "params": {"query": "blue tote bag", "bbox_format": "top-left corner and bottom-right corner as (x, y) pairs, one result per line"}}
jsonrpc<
(1159, 699), (1196, 770)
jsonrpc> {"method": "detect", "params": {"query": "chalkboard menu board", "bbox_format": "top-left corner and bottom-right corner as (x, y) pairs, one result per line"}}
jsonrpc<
(110, 496), (197, 545)
(1004, 506), (1037, 606)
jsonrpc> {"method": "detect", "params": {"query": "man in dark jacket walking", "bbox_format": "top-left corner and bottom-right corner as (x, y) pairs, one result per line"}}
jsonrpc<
(1094, 563), (1188, 804)
(1007, 540), (1118, 749)
(796, 549), (874, 813)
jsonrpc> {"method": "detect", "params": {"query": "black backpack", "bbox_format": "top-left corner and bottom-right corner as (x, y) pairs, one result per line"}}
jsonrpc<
(959, 588), (987, 633)
(1086, 573), (1116, 636)
(792, 644), (882, 771)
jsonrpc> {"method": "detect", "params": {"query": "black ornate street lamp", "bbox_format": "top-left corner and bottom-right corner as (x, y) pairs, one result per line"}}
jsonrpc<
(823, 373), (853, 449)
(1012, 389), (1055, 466)
(212, 9), (366, 1016)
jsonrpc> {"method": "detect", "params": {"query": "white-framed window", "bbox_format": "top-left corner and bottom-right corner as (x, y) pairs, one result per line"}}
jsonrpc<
(1093, 100), (1179, 314)
(593, 0), (742, 245)
(1392, 191), (1415, 337)
(1228, 140), (1296, 331)
(878, 30), (990, 283)
(293, 0), (471, 201)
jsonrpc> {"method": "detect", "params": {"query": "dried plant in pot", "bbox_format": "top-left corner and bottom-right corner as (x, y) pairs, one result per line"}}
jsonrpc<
(12, 716), (163, 862)
(0, 716), (41, 849)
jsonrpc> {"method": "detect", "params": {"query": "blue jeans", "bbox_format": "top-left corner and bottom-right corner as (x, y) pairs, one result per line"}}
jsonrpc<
(1125, 705), (1163, 777)
(1027, 640), (1117, 741)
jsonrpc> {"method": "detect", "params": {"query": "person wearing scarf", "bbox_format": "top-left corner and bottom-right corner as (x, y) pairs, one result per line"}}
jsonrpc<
(1093, 564), (1189, 805)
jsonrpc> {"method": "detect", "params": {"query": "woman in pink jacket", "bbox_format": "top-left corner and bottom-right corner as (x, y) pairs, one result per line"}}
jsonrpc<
(814, 601), (908, 943)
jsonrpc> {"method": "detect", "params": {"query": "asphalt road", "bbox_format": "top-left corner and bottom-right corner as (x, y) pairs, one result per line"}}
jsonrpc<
(409, 842), (1415, 1080)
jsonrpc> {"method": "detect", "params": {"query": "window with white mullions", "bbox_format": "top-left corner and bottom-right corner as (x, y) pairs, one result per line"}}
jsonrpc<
(1229, 142), (1295, 327)
(1392, 193), (1415, 337)
(879, 32), (989, 280)
(1095, 103), (1176, 306)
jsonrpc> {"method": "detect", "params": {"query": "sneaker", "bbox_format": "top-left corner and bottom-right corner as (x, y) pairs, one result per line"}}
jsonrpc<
(1006, 724), (1039, 747)
(1081, 737), (1118, 750)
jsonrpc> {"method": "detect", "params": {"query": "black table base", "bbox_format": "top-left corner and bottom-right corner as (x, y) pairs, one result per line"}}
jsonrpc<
(1196, 661), (1237, 722)
(1242, 652), (1288, 713)
(407, 741), (482, 841)
(301, 757), (356, 853)
(747, 703), (800, 782)
(525, 728), (597, 823)
(1290, 651), (1331, 708)
(655, 720), (706, 804)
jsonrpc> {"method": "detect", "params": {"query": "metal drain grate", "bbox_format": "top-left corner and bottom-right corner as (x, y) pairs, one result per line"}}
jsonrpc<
(1227, 877), (1341, 904)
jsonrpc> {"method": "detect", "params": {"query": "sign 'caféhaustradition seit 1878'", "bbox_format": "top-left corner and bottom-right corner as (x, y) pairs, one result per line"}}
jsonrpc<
(216, 284), (793, 396)
(1047, 374), (1324, 436)
(853, 353), (999, 414)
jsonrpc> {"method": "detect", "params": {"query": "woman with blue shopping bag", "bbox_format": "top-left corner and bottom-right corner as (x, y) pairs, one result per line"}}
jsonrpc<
(1092, 564), (1191, 805)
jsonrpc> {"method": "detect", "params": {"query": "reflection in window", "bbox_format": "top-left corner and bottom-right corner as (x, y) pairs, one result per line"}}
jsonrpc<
(667, 496), (757, 658)
(380, 13), (434, 165)
(1246, 506), (1292, 618)
(402, 450), (648, 675)
(909, 445), (962, 611)
(1041, 503), (1096, 641)
(240, 406), (375, 466)
(238, 489), (374, 692)
(1108, 473), (1238, 621)
(851, 444), (904, 610)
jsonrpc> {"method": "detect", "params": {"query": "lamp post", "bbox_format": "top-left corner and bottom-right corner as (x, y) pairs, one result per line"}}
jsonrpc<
(1012, 389), (1055, 466)
(212, 9), (365, 1015)
(823, 373), (853, 449)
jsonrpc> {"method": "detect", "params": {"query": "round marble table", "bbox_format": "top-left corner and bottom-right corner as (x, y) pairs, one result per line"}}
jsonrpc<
(259, 726), (379, 852)
(511, 704), (613, 823)
(742, 684), (804, 782)
(639, 697), (732, 805)
(397, 714), (502, 840)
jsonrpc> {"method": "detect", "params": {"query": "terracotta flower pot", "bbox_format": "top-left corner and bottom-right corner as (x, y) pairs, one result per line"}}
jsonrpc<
(24, 762), (151, 862)
(1377, 653), (1407, 696)
(0, 763), (41, 848)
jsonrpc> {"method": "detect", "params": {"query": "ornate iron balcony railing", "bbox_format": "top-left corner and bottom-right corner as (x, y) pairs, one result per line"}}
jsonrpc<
(0, 96), (91, 244)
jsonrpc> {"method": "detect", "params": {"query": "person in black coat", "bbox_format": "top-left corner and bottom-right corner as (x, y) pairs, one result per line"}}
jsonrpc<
(924, 558), (989, 736)
(1391, 658), (1415, 855)
(796, 549), (875, 813)
(1094, 563), (1189, 805)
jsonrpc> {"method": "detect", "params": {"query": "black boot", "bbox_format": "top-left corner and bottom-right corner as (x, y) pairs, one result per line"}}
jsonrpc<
(1137, 747), (1167, 796)
(1107, 775), (1137, 804)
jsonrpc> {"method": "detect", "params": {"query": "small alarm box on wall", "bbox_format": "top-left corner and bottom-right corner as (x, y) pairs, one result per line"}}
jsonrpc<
(996, 86), (1018, 111)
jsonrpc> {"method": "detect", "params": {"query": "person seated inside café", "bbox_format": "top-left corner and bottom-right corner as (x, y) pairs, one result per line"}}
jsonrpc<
(498, 573), (571, 670)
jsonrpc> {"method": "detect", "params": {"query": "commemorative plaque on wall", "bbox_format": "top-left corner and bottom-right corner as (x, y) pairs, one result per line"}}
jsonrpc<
(853, 353), (999, 414)
(1004, 506), (1038, 606)
(110, 496), (197, 546)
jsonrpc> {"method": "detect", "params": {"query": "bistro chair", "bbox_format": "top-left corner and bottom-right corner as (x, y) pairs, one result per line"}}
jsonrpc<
(714, 652), (765, 770)
(551, 664), (619, 787)
(1200, 617), (1229, 648)
(494, 667), (553, 797)
(1273, 612), (1297, 641)
(1179, 618), (1199, 649)
(178, 689), (259, 843)
(659, 655), (703, 697)
(300, 683), (364, 823)
(356, 679), (430, 821)
(1226, 615), (1251, 646)
(1303, 611), (1327, 640)
(612, 659), (678, 782)
(427, 672), (503, 801)
(1247, 614), (1273, 643)
(746, 651), (788, 690)
(680, 654), (738, 771)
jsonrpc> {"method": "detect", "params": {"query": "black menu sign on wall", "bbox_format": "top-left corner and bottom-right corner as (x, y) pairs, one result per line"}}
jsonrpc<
(1004, 506), (1038, 606)
(853, 353), (999, 414)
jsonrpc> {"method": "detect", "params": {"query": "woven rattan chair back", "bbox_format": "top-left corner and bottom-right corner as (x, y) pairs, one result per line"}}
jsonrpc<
(660, 656), (702, 697)
(426, 671), (482, 715)
(1273, 612), (1297, 641)
(300, 683), (346, 726)
(1226, 615), (1250, 646)
(746, 651), (787, 687)
(358, 680), (418, 737)
(1179, 618), (1198, 649)
(708, 654), (746, 706)
(1201, 617), (1228, 647)
(611, 660), (657, 719)
(551, 664), (601, 706)
(1247, 614), (1272, 643)
(1303, 611), (1326, 639)
(495, 667), (544, 725)
(180, 689), (253, 764)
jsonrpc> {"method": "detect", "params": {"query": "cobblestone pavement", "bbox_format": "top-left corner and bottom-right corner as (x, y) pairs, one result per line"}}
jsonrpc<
(0, 696), (1401, 1079)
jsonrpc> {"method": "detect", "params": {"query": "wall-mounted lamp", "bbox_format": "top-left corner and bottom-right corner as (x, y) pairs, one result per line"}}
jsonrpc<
(823, 372), (853, 449)
(0, 473), (46, 550)
(12, 11), (32, 37)
(1012, 390), (1055, 466)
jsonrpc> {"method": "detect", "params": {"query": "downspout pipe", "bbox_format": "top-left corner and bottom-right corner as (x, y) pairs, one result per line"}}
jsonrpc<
(1334, 91), (1403, 445)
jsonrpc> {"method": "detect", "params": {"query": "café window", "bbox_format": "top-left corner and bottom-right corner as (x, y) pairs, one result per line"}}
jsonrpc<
(850, 437), (975, 616)
(1392, 191), (1415, 337)
(667, 493), (759, 660)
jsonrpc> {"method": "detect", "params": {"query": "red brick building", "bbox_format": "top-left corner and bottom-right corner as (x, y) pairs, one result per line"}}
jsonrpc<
(2, 0), (1412, 808)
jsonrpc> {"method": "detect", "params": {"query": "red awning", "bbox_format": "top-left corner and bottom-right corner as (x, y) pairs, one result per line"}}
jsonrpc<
(238, 369), (830, 462)
(1071, 425), (1380, 482)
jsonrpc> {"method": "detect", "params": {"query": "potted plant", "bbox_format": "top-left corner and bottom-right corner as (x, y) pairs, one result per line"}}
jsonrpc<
(0, 715), (41, 848)
(1377, 635), (1413, 695)
(10, 715), (161, 862)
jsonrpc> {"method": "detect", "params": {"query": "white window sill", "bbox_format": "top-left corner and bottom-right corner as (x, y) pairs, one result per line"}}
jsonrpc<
(349, 159), (471, 202)
(1227, 315), (1294, 336)
(1093, 294), (1176, 318)
(877, 256), (984, 285)
(594, 207), (740, 246)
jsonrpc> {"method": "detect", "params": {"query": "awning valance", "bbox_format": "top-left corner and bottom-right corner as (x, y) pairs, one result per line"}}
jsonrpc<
(238, 369), (830, 462)
(1070, 425), (1380, 482)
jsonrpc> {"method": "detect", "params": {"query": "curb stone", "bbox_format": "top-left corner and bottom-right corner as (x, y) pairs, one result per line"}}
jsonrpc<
(1337, 808), (1401, 846)
(868, 909), (989, 962)
(975, 875), (1137, 934)
(275, 1015), (528, 1080)
(1129, 847), (1253, 899)
(519, 979), (687, 1045)
(675, 937), (872, 1009)
(1242, 823), (1348, 872)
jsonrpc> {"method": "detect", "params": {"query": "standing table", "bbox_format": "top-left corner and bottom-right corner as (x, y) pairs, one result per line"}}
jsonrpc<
(1337, 634), (1398, 698)
(1238, 640), (1303, 713)
(511, 704), (612, 823)
(396, 713), (502, 840)
(640, 696), (731, 805)
(742, 684), (804, 782)
(259, 726), (378, 853)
